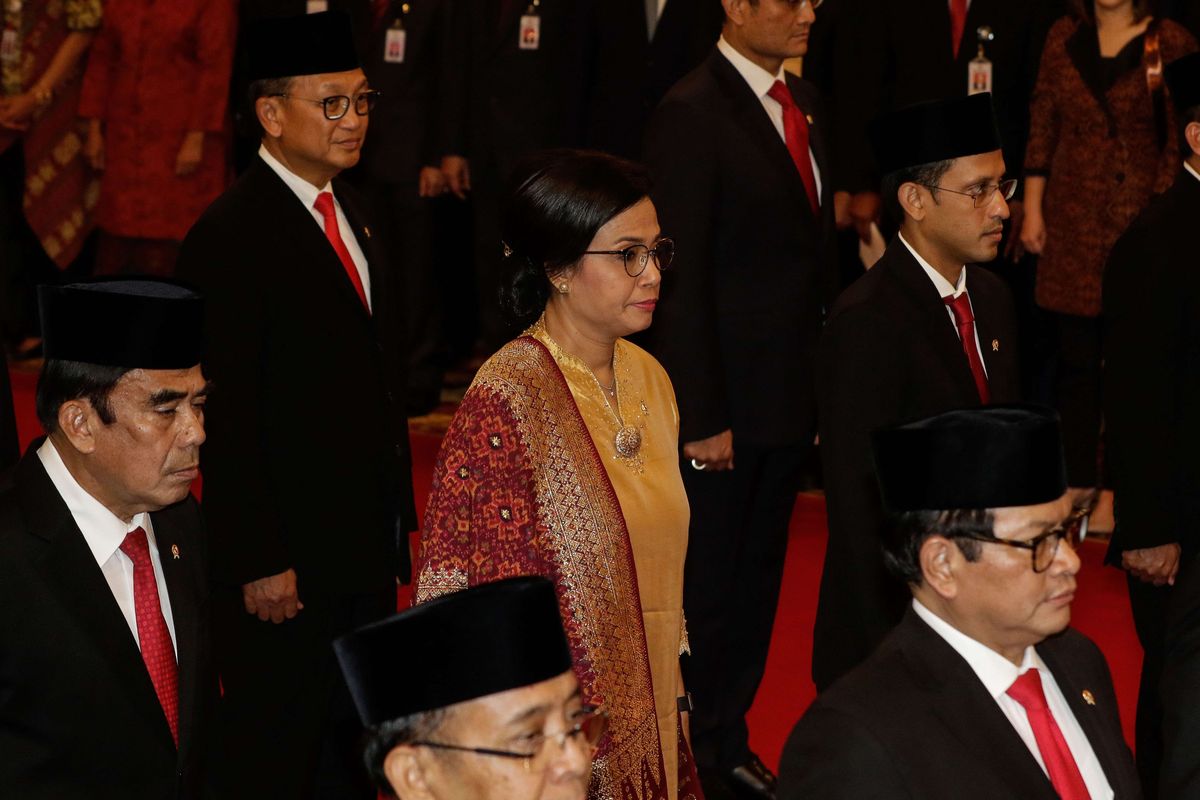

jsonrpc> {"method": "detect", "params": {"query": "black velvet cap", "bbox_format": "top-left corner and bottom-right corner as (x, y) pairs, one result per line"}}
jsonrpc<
(334, 577), (573, 726)
(1167, 52), (1200, 113)
(870, 93), (1003, 175)
(245, 11), (360, 81)
(39, 280), (203, 369)
(871, 405), (1067, 512)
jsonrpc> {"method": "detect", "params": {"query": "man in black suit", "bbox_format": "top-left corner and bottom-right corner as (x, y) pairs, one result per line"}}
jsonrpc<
(1106, 52), (1200, 799)
(0, 280), (216, 799)
(644, 1), (835, 795)
(439, 0), (591, 351)
(782, 406), (1139, 799)
(175, 12), (416, 799)
(813, 94), (1021, 691)
(584, 0), (724, 160)
(0, 350), (15, 471)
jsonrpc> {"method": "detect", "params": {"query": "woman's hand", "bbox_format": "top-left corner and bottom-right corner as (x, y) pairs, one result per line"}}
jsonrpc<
(175, 131), (205, 176)
(0, 93), (38, 131)
(84, 120), (105, 170)
(1019, 208), (1047, 255)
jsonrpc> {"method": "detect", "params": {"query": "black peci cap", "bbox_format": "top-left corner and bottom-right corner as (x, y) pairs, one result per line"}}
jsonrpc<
(871, 405), (1067, 512)
(334, 576), (574, 727)
(870, 93), (1003, 176)
(39, 280), (203, 369)
(245, 11), (360, 82)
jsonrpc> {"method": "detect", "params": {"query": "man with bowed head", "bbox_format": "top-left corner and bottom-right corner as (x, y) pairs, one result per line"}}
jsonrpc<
(176, 10), (416, 798)
(782, 406), (1139, 798)
(0, 280), (217, 798)
(335, 576), (599, 800)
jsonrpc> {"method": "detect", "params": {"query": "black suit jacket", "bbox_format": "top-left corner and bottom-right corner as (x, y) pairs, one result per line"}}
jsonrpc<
(583, 0), (723, 159)
(440, 0), (590, 178)
(0, 351), (15, 472)
(781, 610), (1141, 799)
(345, 0), (451, 184)
(176, 157), (417, 592)
(645, 49), (836, 447)
(813, 239), (1020, 689)
(832, 0), (1054, 193)
(1104, 170), (1200, 561)
(0, 449), (216, 799)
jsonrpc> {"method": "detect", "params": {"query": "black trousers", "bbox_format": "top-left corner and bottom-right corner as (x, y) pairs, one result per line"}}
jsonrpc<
(0, 143), (55, 346)
(212, 585), (395, 800)
(1, 349), (16, 470)
(1126, 574), (1172, 799)
(1051, 312), (1105, 486)
(681, 443), (808, 772)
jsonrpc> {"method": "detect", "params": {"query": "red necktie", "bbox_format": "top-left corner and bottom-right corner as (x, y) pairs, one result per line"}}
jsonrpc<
(1006, 670), (1091, 800)
(767, 80), (820, 214)
(120, 527), (180, 747)
(950, 0), (969, 58)
(314, 191), (370, 311)
(943, 292), (990, 403)
(372, 0), (391, 30)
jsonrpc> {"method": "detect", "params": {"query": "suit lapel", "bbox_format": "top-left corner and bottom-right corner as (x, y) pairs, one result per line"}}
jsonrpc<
(18, 455), (177, 752)
(897, 612), (1061, 798)
(1038, 640), (1131, 796)
(153, 513), (197, 761)
(879, 242), (982, 403)
(707, 51), (814, 218)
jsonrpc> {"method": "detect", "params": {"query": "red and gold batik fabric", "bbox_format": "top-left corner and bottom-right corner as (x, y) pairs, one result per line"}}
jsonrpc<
(415, 336), (702, 800)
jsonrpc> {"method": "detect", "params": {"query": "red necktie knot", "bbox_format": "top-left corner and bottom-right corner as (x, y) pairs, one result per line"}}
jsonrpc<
(121, 525), (180, 747)
(1006, 669), (1050, 712)
(767, 80), (795, 110)
(314, 190), (337, 221)
(943, 292), (975, 326)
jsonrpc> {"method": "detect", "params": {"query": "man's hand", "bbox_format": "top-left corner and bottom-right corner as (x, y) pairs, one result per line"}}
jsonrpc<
(683, 429), (734, 472)
(1122, 543), (1182, 586)
(418, 165), (447, 197)
(1004, 200), (1025, 262)
(84, 120), (104, 170)
(441, 155), (470, 199)
(848, 191), (881, 243)
(175, 131), (205, 176)
(243, 568), (304, 623)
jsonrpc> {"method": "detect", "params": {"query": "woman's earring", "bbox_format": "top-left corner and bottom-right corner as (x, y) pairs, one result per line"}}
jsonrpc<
(558, 283), (569, 295)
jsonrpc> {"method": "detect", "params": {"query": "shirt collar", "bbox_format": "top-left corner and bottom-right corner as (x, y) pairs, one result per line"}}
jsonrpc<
(258, 144), (332, 211)
(913, 598), (1045, 700)
(716, 35), (787, 101)
(37, 438), (151, 567)
(899, 232), (966, 299)
(1185, 161), (1200, 185)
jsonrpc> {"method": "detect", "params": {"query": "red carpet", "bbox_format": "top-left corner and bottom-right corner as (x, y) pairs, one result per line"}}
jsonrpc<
(7, 367), (1141, 770)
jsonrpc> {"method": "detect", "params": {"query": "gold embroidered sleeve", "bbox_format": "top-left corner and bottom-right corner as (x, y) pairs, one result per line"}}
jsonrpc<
(65, 0), (103, 31)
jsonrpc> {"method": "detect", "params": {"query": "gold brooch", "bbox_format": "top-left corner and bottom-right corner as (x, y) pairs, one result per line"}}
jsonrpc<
(171, 544), (180, 560)
(1082, 689), (1096, 706)
(991, 339), (999, 352)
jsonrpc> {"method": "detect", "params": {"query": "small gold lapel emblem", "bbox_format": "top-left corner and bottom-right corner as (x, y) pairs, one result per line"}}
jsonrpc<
(806, 114), (814, 125)
(991, 339), (1000, 352)
(364, 226), (372, 239)
(1082, 689), (1095, 706)
(171, 544), (181, 560)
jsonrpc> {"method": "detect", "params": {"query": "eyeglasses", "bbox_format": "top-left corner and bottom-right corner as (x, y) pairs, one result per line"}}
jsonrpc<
(955, 508), (1089, 573)
(271, 89), (381, 120)
(801, 0), (824, 8)
(412, 706), (608, 772)
(582, 238), (675, 277)
(916, 178), (1019, 209)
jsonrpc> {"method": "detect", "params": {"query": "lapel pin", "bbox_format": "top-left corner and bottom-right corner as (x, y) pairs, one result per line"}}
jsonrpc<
(171, 544), (181, 560)
(364, 226), (372, 239)
(991, 339), (999, 352)
(806, 114), (814, 125)
(1082, 689), (1096, 706)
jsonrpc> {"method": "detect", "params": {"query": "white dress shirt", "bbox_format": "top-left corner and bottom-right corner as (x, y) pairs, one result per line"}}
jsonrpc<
(1185, 160), (1200, 184)
(258, 144), (373, 311)
(37, 439), (178, 656)
(913, 600), (1114, 799)
(899, 232), (988, 377)
(716, 36), (823, 202)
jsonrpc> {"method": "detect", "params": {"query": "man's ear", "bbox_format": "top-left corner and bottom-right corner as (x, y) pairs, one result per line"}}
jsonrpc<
(56, 398), (101, 456)
(256, 96), (284, 139)
(919, 535), (960, 600)
(384, 746), (438, 800)
(897, 182), (927, 222)
(722, 0), (746, 26)
(1186, 121), (1200, 159)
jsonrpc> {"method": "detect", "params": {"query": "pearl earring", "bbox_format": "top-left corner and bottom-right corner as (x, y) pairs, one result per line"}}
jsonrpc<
(558, 283), (569, 294)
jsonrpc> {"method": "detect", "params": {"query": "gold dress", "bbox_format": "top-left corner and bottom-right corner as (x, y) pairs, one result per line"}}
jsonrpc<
(530, 321), (692, 796)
